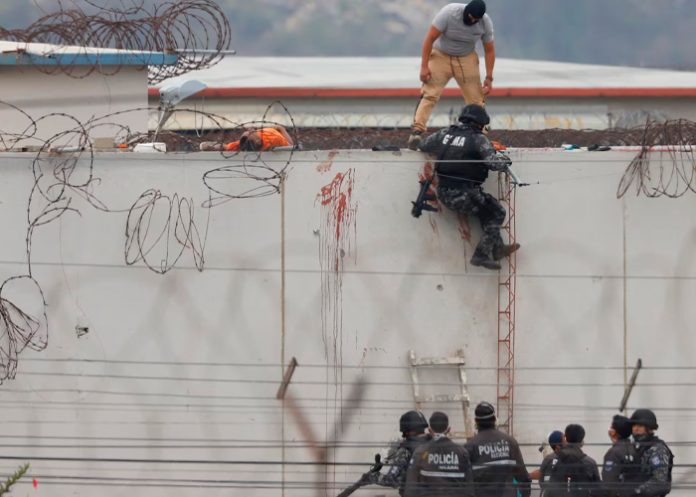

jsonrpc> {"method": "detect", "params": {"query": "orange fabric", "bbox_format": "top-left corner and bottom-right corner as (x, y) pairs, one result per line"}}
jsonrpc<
(224, 128), (291, 151)
(491, 140), (507, 151)
(224, 140), (241, 151)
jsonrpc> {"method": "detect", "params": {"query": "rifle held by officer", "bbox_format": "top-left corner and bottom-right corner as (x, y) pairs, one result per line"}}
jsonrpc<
(336, 454), (382, 497)
(411, 177), (439, 218)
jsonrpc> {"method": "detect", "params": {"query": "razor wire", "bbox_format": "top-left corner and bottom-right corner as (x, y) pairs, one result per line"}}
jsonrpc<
(0, 0), (231, 83)
(0, 98), (297, 381)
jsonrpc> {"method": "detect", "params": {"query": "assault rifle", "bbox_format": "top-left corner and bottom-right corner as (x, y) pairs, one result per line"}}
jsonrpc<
(336, 454), (382, 497)
(411, 177), (438, 218)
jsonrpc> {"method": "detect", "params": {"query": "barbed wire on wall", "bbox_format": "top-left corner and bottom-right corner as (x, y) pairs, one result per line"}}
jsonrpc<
(115, 119), (696, 153)
(0, 99), (298, 382)
(0, 0), (231, 83)
(616, 119), (696, 199)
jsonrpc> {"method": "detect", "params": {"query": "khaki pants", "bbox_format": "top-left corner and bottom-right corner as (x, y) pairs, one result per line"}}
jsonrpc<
(412, 48), (484, 133)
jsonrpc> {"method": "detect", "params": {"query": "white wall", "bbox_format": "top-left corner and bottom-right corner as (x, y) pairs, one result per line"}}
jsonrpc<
(0, 149), (693, 496)
(0, 66), (149, 147)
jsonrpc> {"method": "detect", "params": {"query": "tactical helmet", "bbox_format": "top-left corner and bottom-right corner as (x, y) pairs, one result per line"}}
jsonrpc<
(630, 409), (659, 430)
(399, 410), (428, 434)
(474, 401), (496, 421)
(458, 104), (491, 126)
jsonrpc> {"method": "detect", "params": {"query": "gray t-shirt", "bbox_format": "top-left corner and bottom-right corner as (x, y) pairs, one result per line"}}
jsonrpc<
(432, 3), (494, 56)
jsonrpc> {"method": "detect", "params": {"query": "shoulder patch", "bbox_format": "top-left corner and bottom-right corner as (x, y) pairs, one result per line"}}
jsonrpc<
(604, 460), (615, 472)
(651, 455), (662, 467)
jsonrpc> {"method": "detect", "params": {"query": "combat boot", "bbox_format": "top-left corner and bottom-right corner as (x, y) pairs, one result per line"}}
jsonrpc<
(494, 243), (521, 261)
(470, 253), (501, 270)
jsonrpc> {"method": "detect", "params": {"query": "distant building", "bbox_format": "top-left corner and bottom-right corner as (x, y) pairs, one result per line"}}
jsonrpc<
(0, 41), (177, 147)
(151, 57), (696, 130)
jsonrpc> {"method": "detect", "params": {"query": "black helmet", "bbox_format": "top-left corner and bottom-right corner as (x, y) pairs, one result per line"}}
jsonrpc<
(400, 410), (428, 434)
(459, 104), (490, 126)
(630, 409), (658, 430)
(474, 401), (496, 421)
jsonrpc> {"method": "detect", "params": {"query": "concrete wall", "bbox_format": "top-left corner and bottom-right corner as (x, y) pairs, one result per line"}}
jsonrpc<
(151, 96), (696, 130)
(0, 66), (149, 147)
(0, 149), (693, 496)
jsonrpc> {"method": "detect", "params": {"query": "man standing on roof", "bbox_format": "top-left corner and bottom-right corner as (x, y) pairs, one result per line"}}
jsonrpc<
(408, 0), (496, 151)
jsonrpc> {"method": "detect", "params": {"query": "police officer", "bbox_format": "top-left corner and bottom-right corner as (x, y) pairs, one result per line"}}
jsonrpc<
(418, 104), (520, 270)
(404, 411), (474, 497)
(603, 415), (640, 497)
(530, 430), (565, 496)
(630, 409), (673, 497)
(548, 424), (600, 497)
(361, 410), (430, 495)
(464, 401), (531, 497)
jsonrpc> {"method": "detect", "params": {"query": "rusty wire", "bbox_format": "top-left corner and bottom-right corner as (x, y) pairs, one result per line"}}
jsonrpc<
(616, 120), (696, 198)
(0, 0), (231, 83)
(0, 99), (297, 381)
(124, 122), (694, 152)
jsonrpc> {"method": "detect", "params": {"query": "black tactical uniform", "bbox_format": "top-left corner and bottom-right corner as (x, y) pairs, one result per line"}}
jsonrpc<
(364, 411), (430, 495)
(539, 451), (561, 496)
(465, 402), (531, 497)
(419, 104), (514, 270)
(603, 438), (640, 496)
(404, 434), (475, 497)
(603, 416), (641, 497)
(548, 444), (601, 497)
(630, 409), (673, 497)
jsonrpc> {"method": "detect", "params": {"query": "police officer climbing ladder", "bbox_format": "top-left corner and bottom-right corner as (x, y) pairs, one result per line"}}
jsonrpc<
(414, 104), (521, 270)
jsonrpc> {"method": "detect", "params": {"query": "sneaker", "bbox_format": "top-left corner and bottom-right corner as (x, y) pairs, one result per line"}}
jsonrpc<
(407, 132), (422, 151)
(493, 243), (521, 261)
(199, 141), (224, 151)
(470, 254), (501, 270)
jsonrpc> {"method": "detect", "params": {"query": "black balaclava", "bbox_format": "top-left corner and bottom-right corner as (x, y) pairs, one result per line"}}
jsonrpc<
(464, 0), (487, 25)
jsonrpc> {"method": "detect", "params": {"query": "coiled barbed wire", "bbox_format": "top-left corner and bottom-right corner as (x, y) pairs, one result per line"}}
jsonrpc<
(0, 99), (297, 382)
(617, 120), (696, 198)
(0, 0), (231, 83)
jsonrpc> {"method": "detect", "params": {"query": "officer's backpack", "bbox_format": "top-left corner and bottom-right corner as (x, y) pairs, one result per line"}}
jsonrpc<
(552, 450), (597, 496)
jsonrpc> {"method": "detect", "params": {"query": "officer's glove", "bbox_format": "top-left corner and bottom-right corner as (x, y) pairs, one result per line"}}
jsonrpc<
(370, 453), (383, 473)
(494, 152), (513, 170)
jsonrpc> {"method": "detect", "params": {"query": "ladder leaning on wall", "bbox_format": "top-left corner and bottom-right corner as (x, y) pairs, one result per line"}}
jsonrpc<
(408, 349), (473, 439)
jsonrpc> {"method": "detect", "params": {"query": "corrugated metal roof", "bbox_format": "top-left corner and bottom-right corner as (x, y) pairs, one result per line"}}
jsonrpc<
(0, 40), (178, 66)
(153, 56), (696, 97)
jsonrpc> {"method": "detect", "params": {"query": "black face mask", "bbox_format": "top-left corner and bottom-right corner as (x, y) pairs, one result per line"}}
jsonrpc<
(634, 432), (654, 443)
(463, 13), (479, 25)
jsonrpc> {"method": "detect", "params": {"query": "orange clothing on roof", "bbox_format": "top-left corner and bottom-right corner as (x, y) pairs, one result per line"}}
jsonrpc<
(224, 128), (291, 151)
